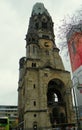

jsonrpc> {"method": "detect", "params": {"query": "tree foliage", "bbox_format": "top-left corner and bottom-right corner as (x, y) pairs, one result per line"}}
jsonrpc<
(58, 7), (82, 50)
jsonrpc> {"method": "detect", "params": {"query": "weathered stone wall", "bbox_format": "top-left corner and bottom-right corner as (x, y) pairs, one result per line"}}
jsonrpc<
(18, 2), (75, 129)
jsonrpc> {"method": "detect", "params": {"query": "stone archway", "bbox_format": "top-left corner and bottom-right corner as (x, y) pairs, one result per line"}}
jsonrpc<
(47, 79), (67, 127)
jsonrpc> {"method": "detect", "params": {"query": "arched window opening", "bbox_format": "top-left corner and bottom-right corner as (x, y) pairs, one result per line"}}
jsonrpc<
(47, 79), (64, 106)
(47, 79), (67, 126)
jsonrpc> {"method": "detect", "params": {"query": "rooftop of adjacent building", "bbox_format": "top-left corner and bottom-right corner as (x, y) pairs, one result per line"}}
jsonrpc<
(0, 105), (17, 107)
(0, 105), (17, 110)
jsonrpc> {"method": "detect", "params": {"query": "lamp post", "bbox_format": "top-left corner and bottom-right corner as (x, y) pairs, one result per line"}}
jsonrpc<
(72, 76), (81, 129)
(72, 86), (79, 128)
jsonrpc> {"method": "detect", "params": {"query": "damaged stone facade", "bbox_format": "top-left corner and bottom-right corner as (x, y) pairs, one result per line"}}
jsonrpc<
(18, 3), (75, 130)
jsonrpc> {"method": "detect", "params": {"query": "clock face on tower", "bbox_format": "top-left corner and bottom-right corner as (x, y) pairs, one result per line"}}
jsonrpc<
(44, 42), (50, 47)
(39, 39), (53, 49)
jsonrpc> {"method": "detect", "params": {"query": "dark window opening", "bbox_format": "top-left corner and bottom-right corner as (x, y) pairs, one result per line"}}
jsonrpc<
(32, 38), (35, 42)
(33, 84), (35, 88)
(42, 35), (49, 39)
(46, 66), (52, 69)
(34, 101), (36, 106)
(28, 38), (31, 42)
(32, 63), (36, 67)
(34, 114), (36, 117)
(47, 80), (63, 106)
(35, 23), (39, 29)
(42, 22), (47, 29)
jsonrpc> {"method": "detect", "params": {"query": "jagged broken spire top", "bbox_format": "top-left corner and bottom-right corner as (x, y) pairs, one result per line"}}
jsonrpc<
(32, 2), (50, 17)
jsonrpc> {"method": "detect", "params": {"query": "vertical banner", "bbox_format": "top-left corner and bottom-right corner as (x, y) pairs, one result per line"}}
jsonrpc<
(68, 32), (82, 72)
(67, 24), (82, 106)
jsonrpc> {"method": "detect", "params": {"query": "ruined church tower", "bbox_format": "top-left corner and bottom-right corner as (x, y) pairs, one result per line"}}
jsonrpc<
(18, 3), (75, 130)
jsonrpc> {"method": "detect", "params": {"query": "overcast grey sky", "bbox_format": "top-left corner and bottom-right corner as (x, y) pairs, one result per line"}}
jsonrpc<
(0, 0), (82, 105)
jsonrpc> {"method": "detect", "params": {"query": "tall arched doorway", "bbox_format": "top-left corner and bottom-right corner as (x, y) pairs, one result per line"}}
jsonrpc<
(47, 79), (67, 127)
